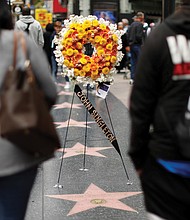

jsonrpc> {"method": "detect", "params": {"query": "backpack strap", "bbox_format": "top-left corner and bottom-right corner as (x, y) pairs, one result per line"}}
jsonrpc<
(22, 21), (33, 34)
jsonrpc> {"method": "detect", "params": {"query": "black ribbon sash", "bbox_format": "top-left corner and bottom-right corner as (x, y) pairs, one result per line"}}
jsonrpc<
(74, 84), (121, 156)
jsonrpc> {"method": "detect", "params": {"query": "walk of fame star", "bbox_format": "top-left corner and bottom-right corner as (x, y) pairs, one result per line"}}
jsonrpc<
(58, 91), (73, 96)
(46, 183), (142, 216)
(54, 119), (95, 129)
(53, 102), (83, 110)
(57, 142), (113, 158)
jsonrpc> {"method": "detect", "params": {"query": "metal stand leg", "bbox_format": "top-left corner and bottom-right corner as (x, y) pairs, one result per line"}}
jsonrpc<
(54, 89), (75, 188)
(104, 98), (132, 185)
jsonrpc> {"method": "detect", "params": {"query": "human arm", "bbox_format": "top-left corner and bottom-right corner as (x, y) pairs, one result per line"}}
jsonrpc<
(37, 22), (44, 47)
(128, 29), (163, 171)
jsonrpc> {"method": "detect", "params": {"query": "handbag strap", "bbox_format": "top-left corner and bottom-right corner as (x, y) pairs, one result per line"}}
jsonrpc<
(12, 31), (28, 68)
(19, 32), (29, 62)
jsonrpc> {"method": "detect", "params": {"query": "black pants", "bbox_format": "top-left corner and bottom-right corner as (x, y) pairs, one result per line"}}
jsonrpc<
(0, 166), (38, 220)
(140, 155), (190, 220)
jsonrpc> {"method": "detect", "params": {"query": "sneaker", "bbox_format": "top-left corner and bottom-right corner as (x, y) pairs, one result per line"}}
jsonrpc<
(64, 82), (70, 89)
(129, 79), (134, 85)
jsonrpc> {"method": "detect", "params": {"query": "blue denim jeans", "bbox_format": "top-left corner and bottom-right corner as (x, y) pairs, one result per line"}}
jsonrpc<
(130, 44), (141, 80)
(0, 166), (38, 220)
(51, 56), (57, 81)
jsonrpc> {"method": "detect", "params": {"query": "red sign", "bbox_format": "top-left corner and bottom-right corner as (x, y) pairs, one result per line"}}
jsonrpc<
(53, 0), (67, 13)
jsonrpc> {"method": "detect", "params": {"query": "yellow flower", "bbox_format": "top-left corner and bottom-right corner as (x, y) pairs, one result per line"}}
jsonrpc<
(76, 42), (83, 49)
(83, 64), (91, 72)
(92, 20), (99, 27)
(95, 36), (101, 43)
(97, 46), (103, 51)
(110, 56), (116, 63)
(73, 49), (78, 54)
(80, 57), (88, 65)
(64, 59), (70, 67)
(97, 49), (104, 56)
(91, 70), (99, 79)
(80, 71), (86, 77)
(62, 50), (66, 56)
(69, 23), (77, 29)
(69, 62), (74, 68)
(92, 69), (98, 76)
(102, 67), (110, 75)
(77, 34), (84, 39)
(64, 38), (72, 46)
(74, 68), (80, 76)
(82, 20), (91, 29)
(66, 48), (74, 56)
(105, 62), (110, 67)
(105, 55), (110, 61)
(100, 38), (107, 45)
(77, 27), (85, 34)
(106, 44), (113, 50)
(112, 34), (118, 42)
(100, 24), (106, 30)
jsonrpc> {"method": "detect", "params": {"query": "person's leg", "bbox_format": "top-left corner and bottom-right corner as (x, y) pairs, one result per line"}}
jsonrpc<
(51, 56), (57, 82)
(64, 75), (70, 89)
(130, 46), (135, 81)
(0, 166), (38, 220)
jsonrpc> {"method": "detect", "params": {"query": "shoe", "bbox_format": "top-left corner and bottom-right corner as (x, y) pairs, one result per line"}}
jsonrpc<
(64, 82), (70, 89)
(129, 79), (134, 85)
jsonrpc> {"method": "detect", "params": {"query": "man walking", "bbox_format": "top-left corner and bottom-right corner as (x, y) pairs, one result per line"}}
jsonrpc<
(129, 1), (190, 219)
(15, 6), (44, 48)
(127, 12), (144, 84)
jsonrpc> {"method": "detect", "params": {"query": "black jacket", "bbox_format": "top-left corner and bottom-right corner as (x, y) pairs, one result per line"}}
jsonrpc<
(128, 21), (143, 46)
(128, 6), (190, 170)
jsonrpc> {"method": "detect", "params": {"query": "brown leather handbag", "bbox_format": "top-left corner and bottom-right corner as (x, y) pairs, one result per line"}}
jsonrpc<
(0, 32), (60, 157)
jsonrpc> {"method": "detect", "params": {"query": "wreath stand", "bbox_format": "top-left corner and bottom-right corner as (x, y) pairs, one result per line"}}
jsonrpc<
(54, 84), (132, 188)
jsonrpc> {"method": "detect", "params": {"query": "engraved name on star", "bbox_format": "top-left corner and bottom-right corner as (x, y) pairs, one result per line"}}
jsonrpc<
(57, 142), (113, 158)
(54, 119), (95, 129)
(53, 102), (83, 110)
(47, 183), (142, 216)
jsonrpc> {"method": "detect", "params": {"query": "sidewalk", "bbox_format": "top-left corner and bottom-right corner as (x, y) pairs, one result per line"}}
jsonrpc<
(25, 73), (147, 220)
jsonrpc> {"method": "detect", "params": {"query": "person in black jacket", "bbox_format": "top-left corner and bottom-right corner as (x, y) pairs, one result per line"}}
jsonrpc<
(43, 23), (55, 70)
(116, 22), (129, 73)
(128, 1), (190, 219)
(127, 12), (144, 84)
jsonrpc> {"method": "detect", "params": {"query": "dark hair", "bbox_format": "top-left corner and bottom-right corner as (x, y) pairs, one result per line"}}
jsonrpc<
(22, 6), (31, 16)
(45, 23), (54, 32)
(0, 0), (14, 30)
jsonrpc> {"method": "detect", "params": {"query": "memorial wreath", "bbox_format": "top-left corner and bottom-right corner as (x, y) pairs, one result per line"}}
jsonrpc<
(54, 15), (124, 85)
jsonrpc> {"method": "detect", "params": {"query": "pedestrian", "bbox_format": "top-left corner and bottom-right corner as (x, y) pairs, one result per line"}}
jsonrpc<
(0, 1), (57, 220)
(43, 23), (55, 70)
(15, 6), (44, 48)
(127, 12), (144, 84)
(122, 18), (129, 33)
(51, 19), (62, 82)
(146, 22), (156, 36)
(116, 22), (129, 73)
(128, 1), (190, 219)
